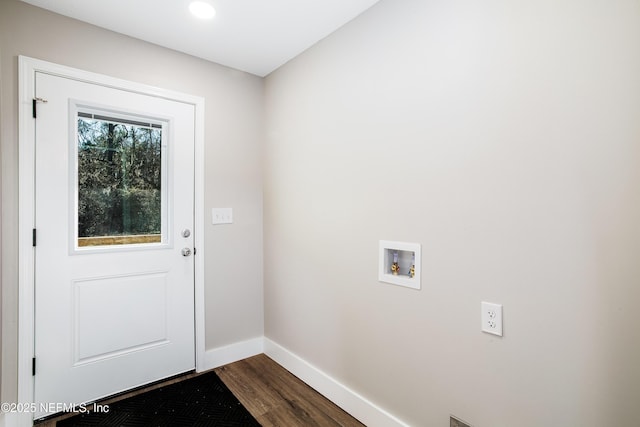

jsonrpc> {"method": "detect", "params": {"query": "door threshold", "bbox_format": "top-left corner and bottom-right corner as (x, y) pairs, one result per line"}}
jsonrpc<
(33, 369), (197, 425)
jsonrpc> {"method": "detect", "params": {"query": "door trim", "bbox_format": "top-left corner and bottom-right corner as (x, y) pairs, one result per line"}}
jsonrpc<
(18, 56), (206, 426)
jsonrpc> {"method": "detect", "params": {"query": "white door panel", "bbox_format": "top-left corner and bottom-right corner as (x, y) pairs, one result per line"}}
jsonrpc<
(34, 72), (195, 419)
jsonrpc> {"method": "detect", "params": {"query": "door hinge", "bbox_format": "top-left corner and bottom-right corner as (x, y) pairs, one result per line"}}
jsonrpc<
(32, 228), (37, 247)
(32, 97), (48, 118)
(32, 357), (36, 376)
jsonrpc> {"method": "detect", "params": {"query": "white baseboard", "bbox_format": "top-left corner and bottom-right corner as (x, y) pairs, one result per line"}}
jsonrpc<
(201, 337), (264, 372)
(264, 338), (410, 427)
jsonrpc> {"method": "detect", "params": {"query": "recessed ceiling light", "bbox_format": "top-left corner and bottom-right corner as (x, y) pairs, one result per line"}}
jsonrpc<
(189, 1), (216, 20)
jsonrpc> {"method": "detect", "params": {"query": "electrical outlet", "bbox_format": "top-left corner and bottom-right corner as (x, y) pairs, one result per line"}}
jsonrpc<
(481, 302), (503, 336)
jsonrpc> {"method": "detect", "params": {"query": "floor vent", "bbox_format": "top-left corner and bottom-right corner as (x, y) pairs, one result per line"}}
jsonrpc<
(450, 415), (472, 427)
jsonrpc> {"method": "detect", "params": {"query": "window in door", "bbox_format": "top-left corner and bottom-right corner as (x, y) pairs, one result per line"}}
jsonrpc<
(74, 109), (169, 249)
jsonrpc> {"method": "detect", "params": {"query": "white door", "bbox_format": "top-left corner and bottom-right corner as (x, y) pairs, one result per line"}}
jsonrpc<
(33, 71), (195, 419)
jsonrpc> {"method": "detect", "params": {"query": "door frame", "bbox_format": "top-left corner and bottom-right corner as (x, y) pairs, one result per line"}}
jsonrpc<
(17, 56), (206, 426)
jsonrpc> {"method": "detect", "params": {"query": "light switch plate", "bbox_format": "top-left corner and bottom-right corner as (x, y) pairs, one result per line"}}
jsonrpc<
(212, 208), (233, 225)
(481, 301), (503, 336)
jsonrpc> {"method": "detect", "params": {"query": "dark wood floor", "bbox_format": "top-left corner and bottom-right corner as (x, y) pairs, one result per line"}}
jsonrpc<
(216, 354), (365, 427)
(36, 353), (365, 426)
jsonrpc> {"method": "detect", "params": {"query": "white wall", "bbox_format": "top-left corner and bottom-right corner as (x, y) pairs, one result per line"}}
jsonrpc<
(264, 0), (640, 426)
(0, 0), (264, 403)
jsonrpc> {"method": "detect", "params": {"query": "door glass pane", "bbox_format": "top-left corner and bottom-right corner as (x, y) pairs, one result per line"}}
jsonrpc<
(77, 112), (164, 247)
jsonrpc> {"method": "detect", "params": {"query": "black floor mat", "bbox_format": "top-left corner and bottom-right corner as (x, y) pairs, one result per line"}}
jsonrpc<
(57, 371), (261, 426)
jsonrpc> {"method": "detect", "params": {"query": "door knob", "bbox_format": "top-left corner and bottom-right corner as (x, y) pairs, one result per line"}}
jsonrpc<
(181, 247), (192, 257)
(181, 229), (191, 238)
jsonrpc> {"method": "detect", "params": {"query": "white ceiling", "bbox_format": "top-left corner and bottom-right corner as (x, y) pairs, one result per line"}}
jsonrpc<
(19, 0), (381, 77)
